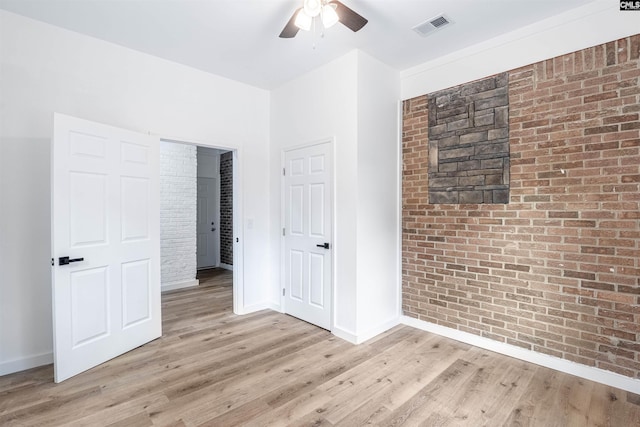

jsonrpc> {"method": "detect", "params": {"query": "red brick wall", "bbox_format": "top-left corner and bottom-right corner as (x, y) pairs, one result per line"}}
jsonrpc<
(402, 35), (640, 379)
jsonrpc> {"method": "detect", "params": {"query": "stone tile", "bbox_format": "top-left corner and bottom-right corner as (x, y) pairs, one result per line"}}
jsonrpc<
(429, 191), (459, 204)
(427, 73), (510, 205)
(459, 191), (484, 204)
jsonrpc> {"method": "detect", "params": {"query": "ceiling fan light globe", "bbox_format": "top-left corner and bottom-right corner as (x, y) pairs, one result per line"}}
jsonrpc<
(303, 0), (322, 17)
(294, 9), (312, 31)
(321, 4), (339, 28)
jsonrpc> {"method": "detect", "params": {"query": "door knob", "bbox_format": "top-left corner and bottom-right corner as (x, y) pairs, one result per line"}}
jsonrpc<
(316, 243), (330, 249)
(59, 256), (84, 266)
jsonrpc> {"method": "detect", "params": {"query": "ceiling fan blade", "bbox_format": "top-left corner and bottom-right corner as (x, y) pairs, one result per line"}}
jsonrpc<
(332, 1), (368, 32)
(279, 8), (302, 38)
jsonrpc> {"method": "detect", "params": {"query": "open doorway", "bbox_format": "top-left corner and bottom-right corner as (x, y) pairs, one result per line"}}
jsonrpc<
(50, 115), (244, 383)
(196, 146), (233, 285)
(159, 140), (235, 304)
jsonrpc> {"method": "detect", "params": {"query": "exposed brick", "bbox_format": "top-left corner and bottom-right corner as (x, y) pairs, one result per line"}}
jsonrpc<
(584, 125), (620, 135)
(403, 35), (640, 381)
(581, 246), (615, 255)
(220, 151), (234, 265)
(505, 264), (531, 272)
(581, 281), (616, 291)
(160, 142), (198, 286)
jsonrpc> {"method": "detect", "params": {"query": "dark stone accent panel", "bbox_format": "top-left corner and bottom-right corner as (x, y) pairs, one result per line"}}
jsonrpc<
(220, 151), (233, 266)
(427, 73), (510, 204)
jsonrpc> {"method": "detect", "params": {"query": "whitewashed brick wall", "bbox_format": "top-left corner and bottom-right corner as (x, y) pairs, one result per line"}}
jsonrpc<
(160, 141), (197, 289)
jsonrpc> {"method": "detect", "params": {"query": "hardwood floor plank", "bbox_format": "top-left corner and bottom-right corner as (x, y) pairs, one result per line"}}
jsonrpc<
(379, 358), (481, 426)
(453, 358), (536, 426)
(163, 338), (356, 425)
(354, 336), (472, 422)
(560, 375), (595, 426)
(320, 330), (441, 424)
(0, 385), (102, 425)
(214, 334), (400, 425)
(504, 366), (563, 426)
(64, 393), (169, 427)
(105, 411), (153, 427)
(246, 391), (334, 427)
(1, 270), (639, 426)
(586, 382), (640, 427)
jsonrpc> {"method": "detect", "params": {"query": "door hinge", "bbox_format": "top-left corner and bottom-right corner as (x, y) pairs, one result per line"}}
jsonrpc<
(283, 167), (285, 176)
(51, 258), (54, 266)
(282, 228), (285, 236)
(283, 288), (285, 296)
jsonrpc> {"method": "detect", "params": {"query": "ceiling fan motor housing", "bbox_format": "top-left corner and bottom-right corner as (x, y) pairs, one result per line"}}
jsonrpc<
(280, 0), (368, 38)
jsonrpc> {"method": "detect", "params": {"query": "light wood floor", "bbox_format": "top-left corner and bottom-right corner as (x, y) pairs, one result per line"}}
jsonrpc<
(1, 270), (639, 426)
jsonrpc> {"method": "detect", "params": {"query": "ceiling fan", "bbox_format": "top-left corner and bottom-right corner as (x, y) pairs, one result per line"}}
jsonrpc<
(279, 0), (368, 38)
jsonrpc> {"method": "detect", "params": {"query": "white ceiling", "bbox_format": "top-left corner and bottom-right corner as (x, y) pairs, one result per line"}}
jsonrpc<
(0, 0), (597, 89)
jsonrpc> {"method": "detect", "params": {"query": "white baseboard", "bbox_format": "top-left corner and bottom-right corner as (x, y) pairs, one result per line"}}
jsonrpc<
(161, 279), (199, 293)
(0, 352), (53, 376)
(354, 317), (401, 344)
(332, 317), (401, 345)
(331, 325), (358, 344)
(239, 301), (275, 315)
(269, 301), (282, 313)
(402, 315), (640, 394)
(219, 263), (233, 271)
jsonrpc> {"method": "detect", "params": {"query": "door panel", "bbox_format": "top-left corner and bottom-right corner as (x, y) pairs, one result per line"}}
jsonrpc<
(122, 259), (151, 327)
(69, 172), (107, 246)
(290, 185), (304, 234)
(121, 141), (149, 166)
(52, 113), (160, 382)
(70, 267), (109, 346)
(289, 250), (304, 301)
(283, 142), (332, 330)
(309, 252), (325, 307)
(309, 183), (325, 236)
(121, 177), (149, 241)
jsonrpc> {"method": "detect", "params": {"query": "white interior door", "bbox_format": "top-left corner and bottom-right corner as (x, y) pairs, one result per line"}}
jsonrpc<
(52, 113), (161, 383)
(283, 142), (332, 330)
(197, 177), (220, 269)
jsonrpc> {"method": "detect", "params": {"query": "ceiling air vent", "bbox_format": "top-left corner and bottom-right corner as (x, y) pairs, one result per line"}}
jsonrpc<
(412, 14), (452, 37)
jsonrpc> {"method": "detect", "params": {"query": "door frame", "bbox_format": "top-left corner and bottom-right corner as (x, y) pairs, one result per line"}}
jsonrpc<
(161, 138), (244, 315)
(280, 137), (335, 330)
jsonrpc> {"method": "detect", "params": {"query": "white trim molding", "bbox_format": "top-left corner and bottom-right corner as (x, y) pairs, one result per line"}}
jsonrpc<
(219, 263), (233, 271)
(161, 279), (199, 293)
(402, 315), (640, 394)
(332, 317), (401, 345)
(0, 352), (53, 376)
(354, 317), (401, 345)
(240, 301), (279, 315)
(331, 325), (359, 344)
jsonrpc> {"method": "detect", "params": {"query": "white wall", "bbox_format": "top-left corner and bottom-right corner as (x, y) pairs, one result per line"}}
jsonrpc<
(0, 10), (270, 375)
(160, 141), (197, 291)
(355, 52), (401, 341)
(270, 51), (360, 333)
(401, 1), (640, 99)
(270, 50), (401, 342)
